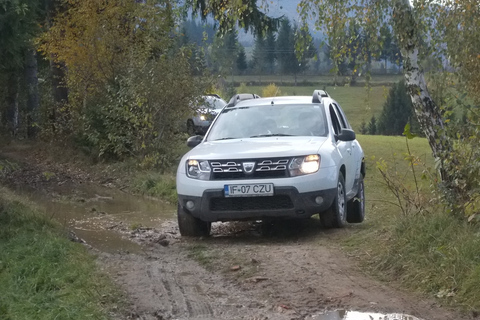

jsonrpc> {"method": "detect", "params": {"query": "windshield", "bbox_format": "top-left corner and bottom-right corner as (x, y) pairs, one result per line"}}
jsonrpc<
(202, 97), (226, 111)
(206, 104), (328, 141)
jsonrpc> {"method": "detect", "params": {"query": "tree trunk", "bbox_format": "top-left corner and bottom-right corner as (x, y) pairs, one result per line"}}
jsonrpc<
(4, 72), (20, 137)
(392, 0), (457, 190)
(49, 59), (68, 132)
(25, 47), (39, 138)
(45, 0), (69, 133)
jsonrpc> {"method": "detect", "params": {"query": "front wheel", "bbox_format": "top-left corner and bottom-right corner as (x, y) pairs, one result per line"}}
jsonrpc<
(347, 176), (365, 223)
(320, 172), (347, 228)
(177, 203), (211, 237)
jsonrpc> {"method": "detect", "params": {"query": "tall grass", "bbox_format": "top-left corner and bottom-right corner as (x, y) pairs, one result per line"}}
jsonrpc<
(131, 172), (177, 203)
(0, 189), (122, 319)
(347, 135), (480, 311)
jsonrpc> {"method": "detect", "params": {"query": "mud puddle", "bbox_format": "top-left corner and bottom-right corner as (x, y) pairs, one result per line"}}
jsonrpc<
(14, 182), (175, 253)
(309, 309), (422, 320)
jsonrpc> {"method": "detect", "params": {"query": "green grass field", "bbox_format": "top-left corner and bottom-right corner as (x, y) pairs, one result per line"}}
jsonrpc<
(236, 84), (390, 131)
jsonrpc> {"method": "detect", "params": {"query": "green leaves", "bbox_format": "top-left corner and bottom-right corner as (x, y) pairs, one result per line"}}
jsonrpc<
(403, 123), (417, 140)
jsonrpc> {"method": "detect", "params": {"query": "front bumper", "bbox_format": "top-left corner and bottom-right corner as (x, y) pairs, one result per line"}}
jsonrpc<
(178, 186), (336, 222)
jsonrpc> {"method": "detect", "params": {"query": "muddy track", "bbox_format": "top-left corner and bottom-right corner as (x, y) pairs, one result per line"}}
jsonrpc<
(98, 219), (470, 320)
(0, 147), (472, 320)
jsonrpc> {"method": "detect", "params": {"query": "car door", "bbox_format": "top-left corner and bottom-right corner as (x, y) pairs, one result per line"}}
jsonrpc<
(329, 103), (355, 193)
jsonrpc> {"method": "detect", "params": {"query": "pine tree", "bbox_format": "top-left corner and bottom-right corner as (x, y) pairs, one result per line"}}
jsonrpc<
(377, 81), (420, 135)
(368, 115), (377, 135)
(276, 19), (296, 76)
(251, 35), (266, 74)
(236, 45), (248, 74)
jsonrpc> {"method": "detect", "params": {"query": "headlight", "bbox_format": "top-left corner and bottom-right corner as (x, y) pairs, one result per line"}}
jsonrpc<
(186, 160), (211, 180)
(200, 115), (207, 121)
(289, 155), (320, 176)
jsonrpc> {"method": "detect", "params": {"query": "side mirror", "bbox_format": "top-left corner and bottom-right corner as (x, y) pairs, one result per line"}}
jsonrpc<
(336, 129), (356, 142)
(187, 135), (203, 148)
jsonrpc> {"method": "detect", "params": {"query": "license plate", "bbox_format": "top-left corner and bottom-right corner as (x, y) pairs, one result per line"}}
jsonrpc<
(224, 183), (274, 197)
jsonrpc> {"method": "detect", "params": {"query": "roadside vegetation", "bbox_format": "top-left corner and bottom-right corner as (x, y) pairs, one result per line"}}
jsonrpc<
(347, 135), (480, 311)
(0, 188), (122, 319)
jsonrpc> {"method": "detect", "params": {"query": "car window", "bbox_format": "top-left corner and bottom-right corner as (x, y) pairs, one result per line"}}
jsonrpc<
(333, 103), (350, 129)
(206, 104), (328, 141)
(329, 104), (342, 135)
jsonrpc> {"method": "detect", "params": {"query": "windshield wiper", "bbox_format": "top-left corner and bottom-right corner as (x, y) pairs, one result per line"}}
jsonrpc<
(214, 137), (237, 141)
(250, 134), (294, 138)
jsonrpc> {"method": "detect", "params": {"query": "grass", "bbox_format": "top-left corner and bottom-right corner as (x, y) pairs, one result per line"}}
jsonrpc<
(346, 135), (480, 312)
(236, 84), (390, 131)
(0, 188), (123, 320)
(186, 244), (219, 270)
(131, 172), (177, 204)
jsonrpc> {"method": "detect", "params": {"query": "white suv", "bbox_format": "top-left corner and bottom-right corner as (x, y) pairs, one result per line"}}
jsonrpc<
(176, 90), (365, 236)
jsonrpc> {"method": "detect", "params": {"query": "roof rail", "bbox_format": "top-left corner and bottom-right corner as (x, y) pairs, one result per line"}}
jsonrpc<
(226, 93), (261, 107)
(205, 93), (221, 99)
(312, 90), (329, 103)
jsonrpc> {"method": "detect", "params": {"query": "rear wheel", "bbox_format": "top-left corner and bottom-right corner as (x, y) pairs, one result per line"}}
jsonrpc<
(177, 203), (211, 237)
(187, 120), (196, 136)
(320, 172), (347, 228)
(347, 176), (365, 223)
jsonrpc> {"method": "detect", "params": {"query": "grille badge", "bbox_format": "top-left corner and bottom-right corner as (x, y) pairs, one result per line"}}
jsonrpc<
(242, 162), (255, 174)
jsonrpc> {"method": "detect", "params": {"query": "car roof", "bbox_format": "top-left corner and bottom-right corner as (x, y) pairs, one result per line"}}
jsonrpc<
(230, 96), (333, 108)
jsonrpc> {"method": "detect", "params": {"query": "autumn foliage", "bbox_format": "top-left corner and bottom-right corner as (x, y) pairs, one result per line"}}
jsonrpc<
(39, 0), (211, 165)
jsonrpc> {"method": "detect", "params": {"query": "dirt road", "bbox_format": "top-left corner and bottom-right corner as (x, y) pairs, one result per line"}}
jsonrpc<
(0, 147), (470, 320)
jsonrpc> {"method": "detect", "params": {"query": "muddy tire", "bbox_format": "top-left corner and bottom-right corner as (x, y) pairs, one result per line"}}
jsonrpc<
(347, 176), (365, 223)
(320, 172), (347, 228)
(187, 120), (196, 136)
(177, 203), (211, 237)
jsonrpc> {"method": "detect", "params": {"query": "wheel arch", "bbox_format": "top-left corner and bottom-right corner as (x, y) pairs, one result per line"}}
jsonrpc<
(339, 164), (346, 180)
(360, 157), (366, 178)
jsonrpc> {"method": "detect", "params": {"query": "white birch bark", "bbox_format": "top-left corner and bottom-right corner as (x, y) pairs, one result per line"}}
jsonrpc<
(392, 0), (455, 185)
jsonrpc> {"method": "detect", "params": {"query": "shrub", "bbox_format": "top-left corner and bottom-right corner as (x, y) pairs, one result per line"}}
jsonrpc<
(262, 83), (282, 97)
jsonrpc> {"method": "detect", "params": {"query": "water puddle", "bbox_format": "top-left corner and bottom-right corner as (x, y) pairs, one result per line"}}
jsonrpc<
(15, 182), (175, 253)
(308, 310), (422, 320)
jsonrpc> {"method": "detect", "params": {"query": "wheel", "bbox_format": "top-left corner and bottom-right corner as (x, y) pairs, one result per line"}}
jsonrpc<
(187, 119), (196, 136)
(347, 176), (365, 223)
(177, 203), (211, 237)
(320, 172), (347, 228)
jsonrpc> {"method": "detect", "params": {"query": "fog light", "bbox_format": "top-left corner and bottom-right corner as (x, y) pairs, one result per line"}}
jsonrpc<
(186, 201), (195, 210)
(315, 196), (324, 205)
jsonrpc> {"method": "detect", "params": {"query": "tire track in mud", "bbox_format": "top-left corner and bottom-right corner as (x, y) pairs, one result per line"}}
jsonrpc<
(102, 244), (297, 320)
(112, 252), (215, 319)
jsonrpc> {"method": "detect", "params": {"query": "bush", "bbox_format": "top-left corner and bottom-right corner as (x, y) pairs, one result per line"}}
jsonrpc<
(262, 83), (282, 97)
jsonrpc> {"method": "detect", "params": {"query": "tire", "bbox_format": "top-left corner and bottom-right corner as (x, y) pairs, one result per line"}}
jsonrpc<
(187, 120), (196, 136)
(177, 203), (211, 237)
(347, 176), (365, 223)
(320, 172), (347, 228)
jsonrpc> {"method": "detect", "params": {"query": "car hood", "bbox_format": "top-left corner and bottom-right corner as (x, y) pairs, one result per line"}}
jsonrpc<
(185, 136), (329, 160)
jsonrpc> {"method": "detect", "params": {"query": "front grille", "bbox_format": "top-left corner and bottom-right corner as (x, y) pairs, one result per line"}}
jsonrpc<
(210, 158), (290, 180)
(210, 195), (294, 211)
